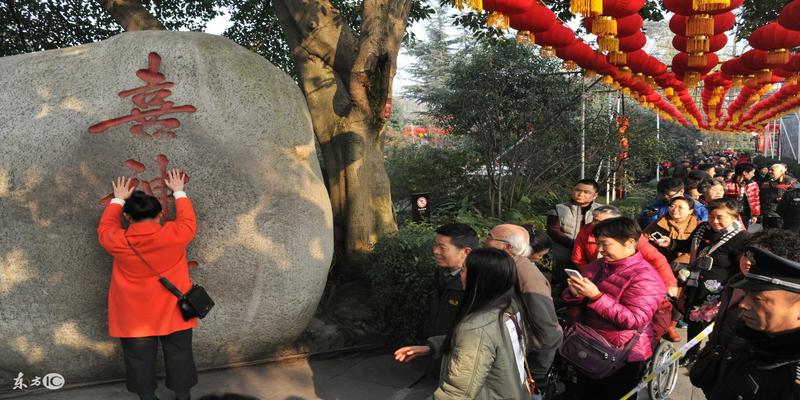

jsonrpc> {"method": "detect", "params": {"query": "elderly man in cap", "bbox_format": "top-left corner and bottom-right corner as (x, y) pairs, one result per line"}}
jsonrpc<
(690, 230), (800, 399)
(484, 224), (563, 391)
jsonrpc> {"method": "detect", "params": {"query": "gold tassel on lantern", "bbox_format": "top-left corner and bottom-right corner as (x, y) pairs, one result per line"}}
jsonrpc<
(647, 76), (656, 86)
(687, 36), (710, 53)
(688, 53), (707, 68)
(563, 60), (578, 71)
(584, 69), (598, 78)
(755, 69), (772, 84)
(487, 11), (510, 29)
(454, 0), (483, 10)
(732, 75), (744, 87)
(570, 0), (602, 17)
(684, 71), (701, 88)
(598, 36), (619, 53)
(592, 16), (617, 36)
(687, 15), (714, 36)
(693, 0), (730, 12)
(540, 46), (556, 58)
(609, 51), (626, 65)
(602, 75), (614, 84)
(634, 72), (646, 83)
(768, 49), (790, 66)
(619, 67), (633, 79)
(515, 31), (535, 45)
(622, 87), (631, 95)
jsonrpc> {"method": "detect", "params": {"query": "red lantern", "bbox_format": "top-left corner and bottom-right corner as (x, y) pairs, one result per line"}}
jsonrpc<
(602, 0), (646, 18)
(535, 24), (576, 57)
(748, 22), (800, 65)
(663, 0), (743, 15)
(617, 32), (647, 52)
(672, 33), (727, 53)
(740, 49), (783, 82)
(509, 4), (557, 33)
(779, 0), (800, 31)
(556, 40), (597, 65)
(673, 52), (719, 73)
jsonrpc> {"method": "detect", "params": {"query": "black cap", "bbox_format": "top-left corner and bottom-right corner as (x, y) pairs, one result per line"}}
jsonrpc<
(730, 246), (800, 294)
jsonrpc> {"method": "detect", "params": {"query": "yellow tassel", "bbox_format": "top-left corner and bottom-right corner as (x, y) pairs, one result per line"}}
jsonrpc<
(732, 75), (744, 87)
(622, 87), (631, 95)
(487, 11), (509, 30)
(584, 70), (598, 78)
(540, 46), (556, 58)
(602, 75), (614, 84)
(755, 69), (772, 84)
(564, 60), (578, 71)
(515, 31), (535, 45)
(468, 0), (483, 10)
(619, 67), (633, 79)
(684, 71), (701, 88)
(693, 0), (730, 12)
(570, 0), (603, 17)
(592, 16), (617, 36)
(688, 53), (707, 68)
(687, 36), (710, 53)
(597, 36), (619, 53)
(665, 87), (675, 97)
(768, 49), (790, 66)
(609, 51), (627, 65)
(454, 0), (465, 10)
(687, 14), (714, 37)
(634, 72), (646, 82)
(647, 76), (656, 86)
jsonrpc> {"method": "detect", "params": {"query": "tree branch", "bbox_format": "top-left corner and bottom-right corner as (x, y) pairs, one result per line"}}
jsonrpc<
(8, 0), (30, 53)
(96, 0), (165, 31)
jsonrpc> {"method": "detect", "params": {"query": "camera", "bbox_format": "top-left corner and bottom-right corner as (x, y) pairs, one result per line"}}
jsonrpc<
(696, 255), (714, 271)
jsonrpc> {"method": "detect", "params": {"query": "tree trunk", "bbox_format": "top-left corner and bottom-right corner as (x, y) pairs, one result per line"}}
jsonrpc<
(274, 0), (401, 266)
(96, 0), (165, 31)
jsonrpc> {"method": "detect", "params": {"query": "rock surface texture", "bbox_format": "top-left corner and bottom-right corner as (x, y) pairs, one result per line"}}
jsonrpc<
(0, 31), (333, 392)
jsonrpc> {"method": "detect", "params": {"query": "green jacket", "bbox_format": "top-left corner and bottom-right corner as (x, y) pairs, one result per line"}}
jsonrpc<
(427, 308), (531, 400)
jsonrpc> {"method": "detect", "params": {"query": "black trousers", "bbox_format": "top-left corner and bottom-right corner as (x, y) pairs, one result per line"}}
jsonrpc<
(120, 328), (198, 394)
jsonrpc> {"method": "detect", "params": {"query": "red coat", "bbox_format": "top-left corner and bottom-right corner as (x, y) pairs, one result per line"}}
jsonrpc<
(98, 197), (198, 338)
(571, 224), (677, 289)
(724, 179), (761, 216)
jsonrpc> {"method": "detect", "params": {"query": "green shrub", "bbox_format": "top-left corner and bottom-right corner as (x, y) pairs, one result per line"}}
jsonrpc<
(365, 223), (437, 344)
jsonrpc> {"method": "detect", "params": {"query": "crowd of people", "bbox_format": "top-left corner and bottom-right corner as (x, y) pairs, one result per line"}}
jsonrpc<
(393, 152), (800, 400)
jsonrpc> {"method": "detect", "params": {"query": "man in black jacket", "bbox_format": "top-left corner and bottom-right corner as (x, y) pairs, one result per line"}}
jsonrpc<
(691, 230), (800, 400)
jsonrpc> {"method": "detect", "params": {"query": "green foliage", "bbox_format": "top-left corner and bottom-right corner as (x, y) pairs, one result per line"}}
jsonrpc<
(0, 0), (221, 57)
(364, 223), (437, 343)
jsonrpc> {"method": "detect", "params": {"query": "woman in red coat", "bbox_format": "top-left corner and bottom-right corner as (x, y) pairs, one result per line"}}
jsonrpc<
(98, 169), (198, 400)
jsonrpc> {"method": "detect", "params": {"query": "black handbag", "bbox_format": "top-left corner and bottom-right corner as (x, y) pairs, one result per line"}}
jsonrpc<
(127, 240), (214, 321)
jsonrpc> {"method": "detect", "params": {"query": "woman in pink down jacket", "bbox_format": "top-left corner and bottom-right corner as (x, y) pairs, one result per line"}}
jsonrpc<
(562, 217), (667, 400)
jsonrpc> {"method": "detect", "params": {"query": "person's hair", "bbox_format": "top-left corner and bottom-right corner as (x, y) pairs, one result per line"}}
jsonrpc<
(699, 179), (724, 193)
(687, 170), (710, 185)
(657, 177), (684, 195)
(668, 196), (694, 210)
(735, 162), (756, 176)
(772, 163), (788, 170)
(501, 226), (532, 257)
(698, 163), (716, 173)
(746, 230), (800, 262)
(521, 224), (553, 253)
(592, 217), (641, 243)
(123, 191), (162, 221)
(707, 197), (740, 216)
(446, 248), (538, 350)
(435, 223), (480, 250)
(575, 178), (600, 193)
(592, 205), (623, 219)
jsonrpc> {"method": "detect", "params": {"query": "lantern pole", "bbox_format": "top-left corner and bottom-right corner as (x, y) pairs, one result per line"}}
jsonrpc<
(656, 113), (661, 182)
(581, 73), (586, 179)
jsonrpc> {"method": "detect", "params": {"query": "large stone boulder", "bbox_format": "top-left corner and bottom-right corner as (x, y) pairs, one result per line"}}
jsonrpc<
(0, 31), (333, 393)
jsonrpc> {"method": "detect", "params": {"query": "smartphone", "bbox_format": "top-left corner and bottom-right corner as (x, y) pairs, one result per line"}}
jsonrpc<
(564, 268), (583, 281)
(651, 231), (665, 241)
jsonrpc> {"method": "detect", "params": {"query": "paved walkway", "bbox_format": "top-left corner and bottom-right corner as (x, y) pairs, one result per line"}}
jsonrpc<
(4, 335), (707, 400)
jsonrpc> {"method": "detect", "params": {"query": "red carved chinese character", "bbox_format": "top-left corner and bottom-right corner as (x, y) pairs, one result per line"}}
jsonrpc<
(88, 52), (196, 138)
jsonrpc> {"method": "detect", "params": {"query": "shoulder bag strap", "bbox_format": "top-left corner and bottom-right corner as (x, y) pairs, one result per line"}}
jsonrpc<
(505, 311), (536, 393)
(125, 238), (184, 299)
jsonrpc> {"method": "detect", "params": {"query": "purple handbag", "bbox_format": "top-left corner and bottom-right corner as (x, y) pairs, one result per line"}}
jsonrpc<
(558, 322), (642, 379)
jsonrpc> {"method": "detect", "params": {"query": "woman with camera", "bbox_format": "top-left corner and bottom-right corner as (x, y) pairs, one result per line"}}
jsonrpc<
(98, 169), (198, 400)
(669, 198), (749, 365)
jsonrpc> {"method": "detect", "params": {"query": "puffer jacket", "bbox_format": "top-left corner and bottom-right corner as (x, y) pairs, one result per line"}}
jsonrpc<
(562, 252), (667, 362)
(427, 308), (531, 400)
